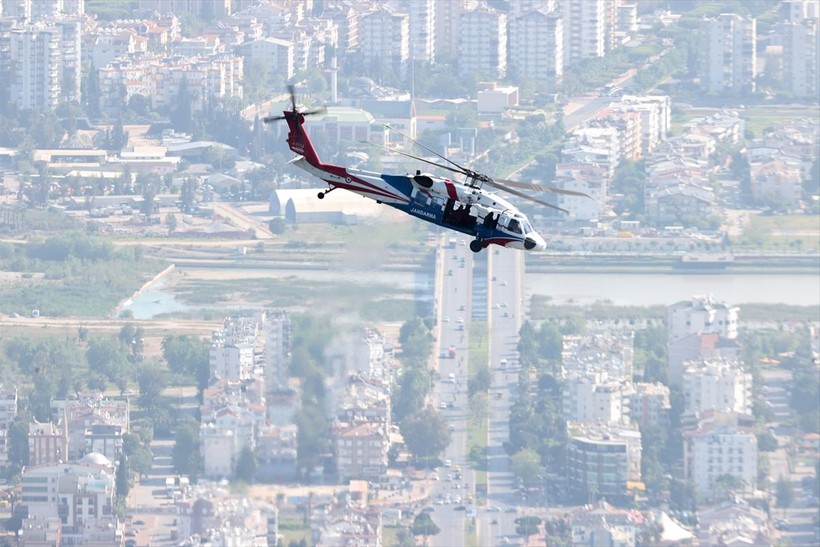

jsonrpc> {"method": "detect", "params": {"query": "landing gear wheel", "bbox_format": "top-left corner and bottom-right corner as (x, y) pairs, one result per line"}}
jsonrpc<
(469, 240), (483, 253)
(317, 192), (325, 199)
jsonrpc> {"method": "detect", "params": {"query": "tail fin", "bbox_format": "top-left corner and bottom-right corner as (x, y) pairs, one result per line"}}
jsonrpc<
(284, 112), (321, 166)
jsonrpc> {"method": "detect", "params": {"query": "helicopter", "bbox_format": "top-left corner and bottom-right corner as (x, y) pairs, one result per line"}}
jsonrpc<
(264, 87), (589, 253)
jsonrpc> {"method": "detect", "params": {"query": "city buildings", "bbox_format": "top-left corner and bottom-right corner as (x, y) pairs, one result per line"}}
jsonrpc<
(19, 454), (120, 547)
(682, 359), (753, 415)
(508, 8), (563, 88)
(667, 295), (739, 386)
(699, 14), (757, 95)
(459, 5), (507, 79)
(682, 411), (758, 498)
(567, 422), (642, 503)
(359, 5), (409, 82)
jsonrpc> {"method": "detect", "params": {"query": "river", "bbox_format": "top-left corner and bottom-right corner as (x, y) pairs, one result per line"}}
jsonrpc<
(125, 267), (819, 319)
(525, 272), (820, 307)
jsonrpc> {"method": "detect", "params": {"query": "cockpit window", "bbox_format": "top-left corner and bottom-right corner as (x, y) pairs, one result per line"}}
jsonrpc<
(507, 219), (522, 234)
(522, 221), (533, 234)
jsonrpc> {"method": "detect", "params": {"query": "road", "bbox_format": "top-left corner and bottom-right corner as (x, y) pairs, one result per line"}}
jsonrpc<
(760, 367), (820, 545)
(430, 236), (474, 547)
(476, 246), (527, 545)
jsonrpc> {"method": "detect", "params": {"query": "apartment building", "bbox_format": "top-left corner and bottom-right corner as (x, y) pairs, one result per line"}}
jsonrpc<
(628, 382), (671, 430)
(668, 331), (742, 388)
(19, 455), (119, 546)
(0, 387), (17, 470)
(699, 14), (757, 95)
(682, 359), (753, 416)
(561, 331), (634, 380)
(563, 371), (632, 425)
(668, 295), (739, 346)
(561, 0), (606, 66)
(459, 6), (507, 79)
(508, 8), (563, 88)
(235, 37), (294, 86)
(390, 0), (435, 64)
(554, 162), (609, 222)
(683, 411), (758, 498)
(9, 24), (61, 110)
(335, 422), (389, 481)
(567, 422), (642, 503)
(28, 419), (68, 466)
(359, 5), (409, 81)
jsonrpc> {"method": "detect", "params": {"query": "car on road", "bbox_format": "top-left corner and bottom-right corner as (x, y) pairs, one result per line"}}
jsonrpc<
(487, 506), (501, 512)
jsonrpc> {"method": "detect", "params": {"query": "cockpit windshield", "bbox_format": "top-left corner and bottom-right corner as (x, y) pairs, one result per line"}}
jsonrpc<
(522, 220), (533, 234)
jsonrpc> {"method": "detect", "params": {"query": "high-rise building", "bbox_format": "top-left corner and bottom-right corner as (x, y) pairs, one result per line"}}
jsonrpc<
(561, 0), (606, 66)
(682, 359), (753, 416)
(10, 23), (61, 110)
(683, 411), (757, 498)
(567, 422), (642, 503)
(782, 17), (819, 100)
(434, 0), (471, 62)
(391, 0), (435, 64)
(459, 6), (507, 79)
(699, 14), (757, 95)
(508, 8), (563, 88)
(359, 5), (409, 81)
(56, 18), (82, 104)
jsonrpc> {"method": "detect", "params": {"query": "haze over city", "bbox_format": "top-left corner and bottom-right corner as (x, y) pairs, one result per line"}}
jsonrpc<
(0, 0), (818, 546)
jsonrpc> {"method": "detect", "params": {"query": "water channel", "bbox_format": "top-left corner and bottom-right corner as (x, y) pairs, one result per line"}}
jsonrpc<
(124, 266), (820, 319)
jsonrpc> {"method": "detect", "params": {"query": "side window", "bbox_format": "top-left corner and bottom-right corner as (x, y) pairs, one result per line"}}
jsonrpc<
(508, 219), (522, 234)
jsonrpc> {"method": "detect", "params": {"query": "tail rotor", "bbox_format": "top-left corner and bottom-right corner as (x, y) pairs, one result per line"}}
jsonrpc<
(263, 85), (327, 124)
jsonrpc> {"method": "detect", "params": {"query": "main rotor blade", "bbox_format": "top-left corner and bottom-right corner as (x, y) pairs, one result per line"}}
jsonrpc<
(359, 141), (467, 177)
(385, 124), (471, 176)
(488, 182), (570, 214)
(492, 177), (591, 198)
(263, 114), (286, 123)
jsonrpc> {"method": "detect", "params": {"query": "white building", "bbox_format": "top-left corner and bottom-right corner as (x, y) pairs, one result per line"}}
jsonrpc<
(459, 6), (507, 79)
(390, 0), (435, 64)
(0, 387), (17, 470)
(683, 359), (752, 416)
(210, 316), (264, 382)
(236, 37), (294, 86)
(615, 95), (671, 154)
(561, 0), (606, 66)
(563, 371), (631, 425)
(20, 454), (120, 546)
(555, 162), (608, 222)
(561, 331), (634, 380)
(699, 14), (757, 95)
(9, 24), (61, 110)
(359, 5), (409, 81)
(564, 125), (621, 177)
(683, 411), (758, 498)
(668, 331), (742, 388)
(264, 311), (291, 390)
(509, 8), (563, 88)
(782, 18), (820, 100)
(667, 295), (739, 346)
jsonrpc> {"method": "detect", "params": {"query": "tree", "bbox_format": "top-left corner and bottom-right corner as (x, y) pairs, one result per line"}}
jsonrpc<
(162, 335), (208, 377)
(137, 364), (167, 409)
(757, 431), (779, 452)
(411, 512), (440, 539)
(713, 473), (745, 502)
(515, 516), (542, 540)
(116, 453), (130, 500)
(511, 449), (541, 488)
(400, 408), (450, 461)
(172, 416), (200, 478)
(165, 213), (178, 232)
(235, 446), (257, 483)
(7, 414), (30, 470)
(391, 367), (431, 425)
(776, 476), (794, 516)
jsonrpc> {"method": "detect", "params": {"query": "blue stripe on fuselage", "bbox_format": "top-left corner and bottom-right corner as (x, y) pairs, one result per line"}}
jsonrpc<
(380, 174), (415, 200)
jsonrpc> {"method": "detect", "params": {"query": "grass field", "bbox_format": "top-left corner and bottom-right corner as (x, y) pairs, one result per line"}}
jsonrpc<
(735, 213), (820, 251)
(741, 105), (820, 138)
(467, 322), (489, 495)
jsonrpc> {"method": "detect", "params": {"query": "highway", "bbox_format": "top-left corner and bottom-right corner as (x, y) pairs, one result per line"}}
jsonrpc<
(430, 236), (474, 547)
(478, 246), (527, 545)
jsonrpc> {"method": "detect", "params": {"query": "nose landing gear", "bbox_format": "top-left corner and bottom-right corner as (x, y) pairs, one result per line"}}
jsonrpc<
(469, 239), (483, 253)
